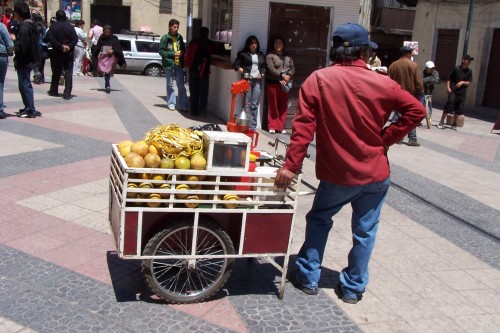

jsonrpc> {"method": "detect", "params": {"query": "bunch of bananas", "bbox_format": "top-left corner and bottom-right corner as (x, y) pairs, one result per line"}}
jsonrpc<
(143, 124), (203, 159)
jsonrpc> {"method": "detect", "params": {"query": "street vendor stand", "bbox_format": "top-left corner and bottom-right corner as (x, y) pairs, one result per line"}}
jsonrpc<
(108, 132), (302, 304)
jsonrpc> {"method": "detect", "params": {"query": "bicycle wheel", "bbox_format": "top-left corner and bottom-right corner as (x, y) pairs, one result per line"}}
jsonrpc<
(425, 97), (432, 129)
(142, 218), (235, 303)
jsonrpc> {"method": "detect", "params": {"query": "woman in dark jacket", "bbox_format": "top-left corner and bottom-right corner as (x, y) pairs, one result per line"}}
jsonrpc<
(233, 35), (265, 130)
(92, 25), (125, 93)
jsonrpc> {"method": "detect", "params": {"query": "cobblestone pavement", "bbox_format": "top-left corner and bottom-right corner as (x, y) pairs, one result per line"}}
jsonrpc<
(0, 65), (499, 333)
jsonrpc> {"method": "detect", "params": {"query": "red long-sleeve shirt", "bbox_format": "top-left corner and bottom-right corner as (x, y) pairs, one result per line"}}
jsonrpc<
(284, 59), (425, 186)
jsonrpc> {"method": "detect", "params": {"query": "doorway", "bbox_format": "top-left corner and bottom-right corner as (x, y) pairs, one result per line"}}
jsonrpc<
(265, 3), (331, 129)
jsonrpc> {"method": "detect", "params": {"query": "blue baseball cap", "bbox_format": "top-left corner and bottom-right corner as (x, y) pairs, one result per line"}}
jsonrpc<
(332, 23), (378, 49)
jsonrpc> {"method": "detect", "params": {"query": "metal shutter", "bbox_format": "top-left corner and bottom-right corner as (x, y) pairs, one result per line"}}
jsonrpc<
(483, 29), (500, 108)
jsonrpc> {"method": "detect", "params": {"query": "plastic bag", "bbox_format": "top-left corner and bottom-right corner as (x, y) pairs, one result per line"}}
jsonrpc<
(189, 123), (223, 131)
(98, 53), (117, 74)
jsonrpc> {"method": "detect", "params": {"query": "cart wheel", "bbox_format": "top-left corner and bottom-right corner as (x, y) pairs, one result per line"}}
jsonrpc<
(141, 218), (235, 303)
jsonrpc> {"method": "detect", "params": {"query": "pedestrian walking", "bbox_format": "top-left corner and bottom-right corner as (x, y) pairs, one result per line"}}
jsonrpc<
(233, 35), (266, 130)
(274, 23), (425, 303)
(12, 2), (40, 118)
(43, 9), (78, 100)
(437, 55), (473, 130)
(184, 26), (215, 116)
(388, 46), (424, 146)
(265, 36), (294, 134)
(32, 13), (47, 84)
(159, 19), (188, 111)
(0, 21), (14, 119)
(87, 19), (103, 76)
(73, 20), (87, 76)
(93, 25), (126, 93)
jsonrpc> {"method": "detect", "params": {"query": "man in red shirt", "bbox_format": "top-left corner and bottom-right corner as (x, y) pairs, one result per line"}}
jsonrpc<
(1, 8), (13, 36)
(275, 23), (424, 303)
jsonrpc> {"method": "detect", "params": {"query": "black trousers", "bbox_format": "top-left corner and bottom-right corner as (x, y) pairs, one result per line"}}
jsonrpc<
(49, 52), (74, 98)
(188, 73), (209, 116)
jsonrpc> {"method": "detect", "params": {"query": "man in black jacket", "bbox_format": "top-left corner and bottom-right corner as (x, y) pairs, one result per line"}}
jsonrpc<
(13, 2), (40, 118)
(44, 10), (78, 100)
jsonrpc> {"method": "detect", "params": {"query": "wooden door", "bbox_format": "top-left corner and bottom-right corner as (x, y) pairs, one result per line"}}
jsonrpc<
(266, 3), (331, 129)
(483, 29), (500, 108)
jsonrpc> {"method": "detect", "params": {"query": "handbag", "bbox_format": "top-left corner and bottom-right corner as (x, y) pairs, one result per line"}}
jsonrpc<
(98, 52), (117, 74)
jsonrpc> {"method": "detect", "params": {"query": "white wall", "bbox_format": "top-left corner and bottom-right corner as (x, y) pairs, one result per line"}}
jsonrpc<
(207, 0), (359, 125)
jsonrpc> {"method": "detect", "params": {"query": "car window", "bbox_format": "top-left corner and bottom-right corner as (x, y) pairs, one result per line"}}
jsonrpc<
(120, 40), (132, 52)
(136, 41), (159, 53)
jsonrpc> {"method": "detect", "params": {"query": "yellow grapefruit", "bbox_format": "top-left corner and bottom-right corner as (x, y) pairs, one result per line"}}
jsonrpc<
(124, 152), (145, 168)
(160, 157), (175, 169)
(130, 140), (149, 157)
(175, 156), (191, 169)
(190, 154), (207, 170)
(144, 153), (161, 168)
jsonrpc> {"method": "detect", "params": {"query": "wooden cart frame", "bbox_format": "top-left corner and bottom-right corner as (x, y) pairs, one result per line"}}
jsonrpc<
(108, 145), (302, 303)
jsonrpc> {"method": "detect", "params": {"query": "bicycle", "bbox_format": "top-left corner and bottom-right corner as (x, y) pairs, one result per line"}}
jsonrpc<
(423, 94), (432, 129)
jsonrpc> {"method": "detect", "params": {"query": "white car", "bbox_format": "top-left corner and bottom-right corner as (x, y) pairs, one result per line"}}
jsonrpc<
(115, 32), (164, 77)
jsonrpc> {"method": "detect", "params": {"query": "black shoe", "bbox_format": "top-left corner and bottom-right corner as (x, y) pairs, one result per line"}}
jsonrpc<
(47, 91), (58, 97)
(289, 272), (318, 295)
(63, 95), (71, 100)
(451, 124), (457, 131)
(339, 283), (364, 304)
(0, 111), (6, 119)
(105, 87), (110, 93)
(17, 111), (36, 118)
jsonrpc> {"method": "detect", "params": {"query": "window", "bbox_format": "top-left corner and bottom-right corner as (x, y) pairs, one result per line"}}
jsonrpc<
(159, 0), (172, 14)
(136, 41), (159, 53)
(211, 0), (232, 43)
(119, 40), (131, 52)
(434, 29), (460, 80)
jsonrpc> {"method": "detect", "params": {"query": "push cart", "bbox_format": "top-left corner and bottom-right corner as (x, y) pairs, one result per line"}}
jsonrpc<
(108, 144), (302, 303)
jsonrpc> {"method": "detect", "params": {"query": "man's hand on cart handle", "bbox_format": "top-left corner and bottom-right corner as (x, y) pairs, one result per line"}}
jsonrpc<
(274, 167), (296, 190)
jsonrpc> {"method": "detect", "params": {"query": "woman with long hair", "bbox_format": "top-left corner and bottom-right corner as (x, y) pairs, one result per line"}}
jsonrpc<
(92, 24), (125, 93)
(265, 36), (294, 134)
(233, 35), (266, 130)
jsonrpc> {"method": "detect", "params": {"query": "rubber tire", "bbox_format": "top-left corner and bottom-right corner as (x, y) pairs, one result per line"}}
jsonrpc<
(145, 64), (163, 77)
(141, 218), (235, 303)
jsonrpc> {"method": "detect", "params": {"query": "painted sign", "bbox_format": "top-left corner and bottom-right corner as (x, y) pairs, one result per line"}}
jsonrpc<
(61, 1), (81, 21)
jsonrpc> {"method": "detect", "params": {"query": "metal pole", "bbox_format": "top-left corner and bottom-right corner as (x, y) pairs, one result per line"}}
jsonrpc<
(187, 0), (193, 43)
(463, 0), (475, 57)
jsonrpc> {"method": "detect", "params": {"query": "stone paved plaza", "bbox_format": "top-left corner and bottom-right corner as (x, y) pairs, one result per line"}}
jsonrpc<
(0, 65), (499, 333)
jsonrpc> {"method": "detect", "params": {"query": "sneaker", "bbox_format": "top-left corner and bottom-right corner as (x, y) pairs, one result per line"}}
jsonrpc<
(105, 87), (111, 94)
(451, 124), (457, 131)
(407, 140), (420, 147)
(269, 129), (275, 134)
(281, 130), (287, 134)
(0, 111), (6, 119)
(289, 272), (318, 296)
(167, 105), (176, 111)
(17, 111), (36, 118)
(437, 122), (444, 129)
(59, 76), (65, 86)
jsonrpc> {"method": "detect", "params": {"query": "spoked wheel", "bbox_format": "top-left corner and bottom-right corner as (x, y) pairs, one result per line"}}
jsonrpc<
(141, 218), (235, 303)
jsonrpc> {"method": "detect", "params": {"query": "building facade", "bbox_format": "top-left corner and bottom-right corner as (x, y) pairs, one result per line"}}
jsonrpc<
(412, 0), (500, 115)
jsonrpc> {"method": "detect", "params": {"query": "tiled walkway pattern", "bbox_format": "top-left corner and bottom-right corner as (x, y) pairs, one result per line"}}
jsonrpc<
(0, 65), (499, 333)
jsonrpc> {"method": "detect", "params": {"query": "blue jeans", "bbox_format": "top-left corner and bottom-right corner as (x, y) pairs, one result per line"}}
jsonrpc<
(17, 66), (36, 113)
(104, 73), (110, 88)
(295, 178), (390, 295)
(244, 78), (262, 130)
(0, 56), (8, 112)
(164, 65), (188, 109)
